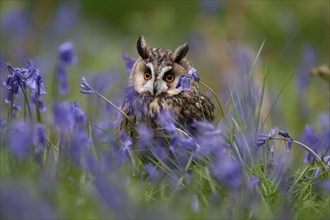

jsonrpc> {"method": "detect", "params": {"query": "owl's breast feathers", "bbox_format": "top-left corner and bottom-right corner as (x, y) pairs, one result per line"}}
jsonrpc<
(120, 87), (214, 136)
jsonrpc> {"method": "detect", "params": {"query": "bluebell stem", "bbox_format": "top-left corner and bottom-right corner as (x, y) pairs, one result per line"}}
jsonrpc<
(122, 53), (136, 74)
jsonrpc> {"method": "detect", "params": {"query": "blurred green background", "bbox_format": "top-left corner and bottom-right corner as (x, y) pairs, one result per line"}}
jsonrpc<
(1, 0), (329, 136)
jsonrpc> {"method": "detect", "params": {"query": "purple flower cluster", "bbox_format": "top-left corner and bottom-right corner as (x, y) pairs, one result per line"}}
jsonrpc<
(56, 41), (77, 94)
(7, 121), (47, 158)
(4, 61), (47, 112)
(52, 101), (89, 165)
(302, 125), (329, 164)
(0, 184), (57, 219)
(122, 53), (136, 74)
(176, 68), (200, 91)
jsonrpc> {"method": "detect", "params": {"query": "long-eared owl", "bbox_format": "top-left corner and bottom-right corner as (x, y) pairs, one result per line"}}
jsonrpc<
(120, 36), (214, 138)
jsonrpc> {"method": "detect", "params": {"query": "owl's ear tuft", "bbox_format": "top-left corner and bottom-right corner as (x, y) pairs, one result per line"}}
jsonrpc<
(137, 35), (149, 59)
(171, 43), (189, 63)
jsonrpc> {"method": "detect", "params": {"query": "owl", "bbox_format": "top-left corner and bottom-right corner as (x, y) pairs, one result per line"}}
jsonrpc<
(120, 36), (214, 139)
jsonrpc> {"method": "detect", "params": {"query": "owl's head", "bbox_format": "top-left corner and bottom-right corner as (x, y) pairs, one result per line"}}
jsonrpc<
(129, 36), (193, 97)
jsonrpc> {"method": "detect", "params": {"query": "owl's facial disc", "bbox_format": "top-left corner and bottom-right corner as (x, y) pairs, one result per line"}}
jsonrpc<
(143, 64), (170, 96)
(134, 61), (184, 96)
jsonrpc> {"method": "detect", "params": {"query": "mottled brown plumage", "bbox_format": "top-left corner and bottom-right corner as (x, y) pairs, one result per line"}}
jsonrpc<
(120, 36), (214, 138)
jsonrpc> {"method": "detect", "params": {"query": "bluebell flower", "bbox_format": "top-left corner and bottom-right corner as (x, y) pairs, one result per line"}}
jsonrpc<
(4, 64), (23, 106)
(255, 127), (277, 147)
(88, 71), (119, 95)
(191, 120), (224, 157)
(323, 155), (330, 169)
(313, 167), (322, 178)
(80, 76), (94, 94)
(93, 175), (130, 219)
(145, 163), (160, 182)
(7, 61), (46, 93)
(211, 152), (242, 190)
(176, 68), (200, 91)
(137, 123), (154, 145)
(249, 176), (261, 190)
(33, 123), (47, 154)
(4, 61), (47, 111)
(0, 184), (57, 219)
(56, 42), (77, 95)
(71, 101), (86, 126)
(52, 101), (87, 131)
(200, 0), (223, 15)
(69, 129), (90, 165)
(120, 132), (133, 162)
(176, 75), (191, 91)
(158, 110), (177, 134)
(302, 125), (321, 163)
(187, 67), (200, 81)
(30, 91), (47, 112)
(52, 102), (72, 129)
(58, 41), (77, 65)
(169, 134), (196, 167)
(0, 118), (6, 128)
(190, 194), (199, 213)
(297, 45), (318, 92)
(278, 130), (293, 152)
(56, 64), (69, 94)
(7, 121), (33, 158)
(24, 61), (47, 94)
(122, 53), (136, 74)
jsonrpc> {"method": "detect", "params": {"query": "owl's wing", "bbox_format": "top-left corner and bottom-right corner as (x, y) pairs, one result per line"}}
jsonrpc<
(200, 95), (215, 122)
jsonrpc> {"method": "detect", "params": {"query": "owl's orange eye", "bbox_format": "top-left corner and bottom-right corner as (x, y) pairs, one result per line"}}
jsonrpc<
(144, 71), (152, 80)
(164, 73), (175, 83)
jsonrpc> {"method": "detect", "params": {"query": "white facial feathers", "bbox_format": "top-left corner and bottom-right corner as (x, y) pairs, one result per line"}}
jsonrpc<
(144, 64), (174, 96)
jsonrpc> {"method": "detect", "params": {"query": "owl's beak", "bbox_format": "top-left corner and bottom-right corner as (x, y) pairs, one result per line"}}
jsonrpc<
(147, 84), (155, 96)
(153, 81), (168, 96)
